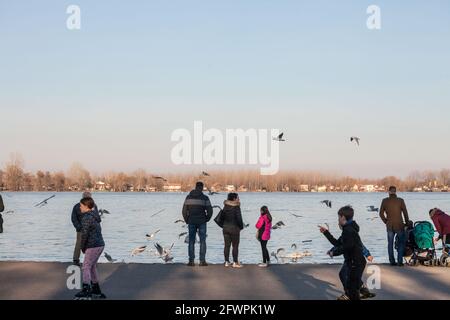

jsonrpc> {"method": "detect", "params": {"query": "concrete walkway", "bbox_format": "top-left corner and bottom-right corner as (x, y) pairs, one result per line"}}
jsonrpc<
(0, 262), (449, 300)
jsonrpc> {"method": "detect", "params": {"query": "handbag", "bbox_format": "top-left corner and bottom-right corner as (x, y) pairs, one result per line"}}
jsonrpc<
(214, 209), (224, 228)
(256, 221), (265, 241)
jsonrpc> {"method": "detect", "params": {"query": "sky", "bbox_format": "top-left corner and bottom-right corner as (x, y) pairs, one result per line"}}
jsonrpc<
(0, 0), (449, 178)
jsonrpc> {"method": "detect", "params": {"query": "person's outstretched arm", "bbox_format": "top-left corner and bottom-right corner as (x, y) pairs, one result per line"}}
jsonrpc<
(0, 195), (4, 212)
(323, 230), (341, 247)
(379, 199), (387, 224)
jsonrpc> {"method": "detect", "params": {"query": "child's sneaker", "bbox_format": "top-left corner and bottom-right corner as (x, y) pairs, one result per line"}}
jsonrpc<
(337, 294), (350, 300)
(258, 263), (268, 267)
(232, 262), (243, 268)
(74, 284), (91, 299)
(224, 261), (231, 267)
(360, 286), (376, 299)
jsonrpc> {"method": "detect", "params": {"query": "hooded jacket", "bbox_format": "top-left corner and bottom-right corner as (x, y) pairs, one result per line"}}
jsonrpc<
(323, 220), (366, 266)
(256, 214), (272, 241)
(222, 200), (244, 231)
(182, 188), (213, 225)
(379, 194), (409, 232)
(71, 203), (99, 232)
(80, 209), (105, 252)
(0, 194), (4, 213)
(431, 209), (450, 237)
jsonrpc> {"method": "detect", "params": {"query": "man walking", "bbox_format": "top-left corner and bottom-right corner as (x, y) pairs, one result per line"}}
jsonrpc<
(71, 191), (98, 266)
(182, 181), (213, 266)
(379, 186), (410, 266)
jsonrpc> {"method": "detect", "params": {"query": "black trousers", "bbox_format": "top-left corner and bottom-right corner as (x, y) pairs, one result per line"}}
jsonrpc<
(260, 240), (270, 263)
(342, 261), (366, 300)
(223, 230), (240, 263)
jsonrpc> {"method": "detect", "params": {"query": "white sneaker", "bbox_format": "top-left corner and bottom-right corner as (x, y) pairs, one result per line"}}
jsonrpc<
(232, 262), (243, 268)
(225, 261), (231, 267)
(258, 263), (268, 267)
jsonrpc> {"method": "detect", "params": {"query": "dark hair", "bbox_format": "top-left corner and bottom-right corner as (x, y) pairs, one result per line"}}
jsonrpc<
(338, 205), (354, 220)
(429, 209), (434, 215)
(227, 193), (239, 201)
(260, 206), (273, 222)
(195, 181), (204, 190)
(389, 186), (397, 192)
(80, 197), (95, 210)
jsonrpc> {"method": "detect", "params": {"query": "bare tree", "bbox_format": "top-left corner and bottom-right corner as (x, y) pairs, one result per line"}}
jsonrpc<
(4, 153), (25, 191)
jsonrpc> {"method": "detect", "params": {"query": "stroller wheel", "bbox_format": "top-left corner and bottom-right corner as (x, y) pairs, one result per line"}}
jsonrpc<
(440, 255), (448, 267)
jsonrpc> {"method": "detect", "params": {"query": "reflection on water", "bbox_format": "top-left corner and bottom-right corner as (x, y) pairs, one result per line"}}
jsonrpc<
(0, 192), (448, 264)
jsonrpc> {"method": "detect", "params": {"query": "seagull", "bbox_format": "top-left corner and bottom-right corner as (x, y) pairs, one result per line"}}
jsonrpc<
(270, 252), (279, 262)
(151, 209), (165, 217)
(154, 242), (174, 263)
(291, 244), (297, 250)
(367, 217), (379, 221)
(290, 213), (303, 218)
(273, 132), (285, 142)
(34, 195), (56, 207)
(104, 252), (117, 263)
(272, 221), (285, 230)
(367, 206), (379, 212)
(320, 200), (332, 208)
(212, 205), (222, 210)
(174, 219), (185, 224)
(277, 248), (286, 256)
(302, 240), (313, 243)
(178, 232), (188, 238)
(152, 176), (167, 182)
(350, 137), (360, 146)
(99, 209), (110, 216)
(4, 210), (14, 214)
(202, 171), (210, 176)
(131, 246), (147, 256)
(244, 223), (250, 228)
(146, 229), (161, 240)
(184, 234), (201, 244)
(207, 188), (219, 195)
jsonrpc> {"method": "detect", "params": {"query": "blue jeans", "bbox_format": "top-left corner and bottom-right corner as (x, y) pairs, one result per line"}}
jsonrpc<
(188, 223), (207, 262)
(388, 229), (406, 264)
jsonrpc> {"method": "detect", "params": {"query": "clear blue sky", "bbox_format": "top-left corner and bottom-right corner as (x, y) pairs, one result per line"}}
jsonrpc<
(0, 1), (449, 178)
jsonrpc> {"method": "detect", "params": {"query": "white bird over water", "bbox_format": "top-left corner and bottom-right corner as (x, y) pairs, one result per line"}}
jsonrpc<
(154, 243), (174, 263)
(146, 229), (161, 240)
(367, 206), (379, 212)
(320, 200), (332, 208)
(131, 246), (147, 256)
(273, 132), (286, 142)
(350, 136), (360, 146)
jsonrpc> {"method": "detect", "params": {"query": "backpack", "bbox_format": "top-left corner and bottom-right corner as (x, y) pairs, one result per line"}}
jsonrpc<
(413, 221), (435, 249)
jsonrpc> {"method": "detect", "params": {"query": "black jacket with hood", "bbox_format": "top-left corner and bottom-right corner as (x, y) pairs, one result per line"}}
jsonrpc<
(323, 220), (366, 266)
(222, 200), (244, 232)
(80, 209), (105, 252)
(182, 188), (213, 225)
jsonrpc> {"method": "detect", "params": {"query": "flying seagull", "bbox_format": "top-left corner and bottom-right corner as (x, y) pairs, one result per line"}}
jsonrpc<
(178, 232), (188, 238)
(174, 219), (185, 224)
(302, 240), (313, 243)
(34, 195), (56, 207)
(367, 206), (379, 212)
(131, 246), (147, 256)
(367, 217), (379, 221)
(146, 229), (161, 240)
(151, 209), (165, 217)
(202, 171), (210, 176)
(272, 221), (285, 230)
(290, 213), (303, 218)
(99, 209), (110, 216)
(154, 242), (174, 263)
(4, 210), (14, 214)
(207, 188), (219, 195)
(212, 205), (222, 210)
(320, 200), (332, 208)
(104, 252), (117, 263)
(152, 176), (167, 182)
(273, 132), (285, 142)
(350, 137), (360, 146)
(291, 244), (297, 250)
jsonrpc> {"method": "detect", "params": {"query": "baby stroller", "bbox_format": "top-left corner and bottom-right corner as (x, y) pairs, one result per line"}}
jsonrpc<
(408, 221), (439, 266)
(438, 236), (450, 267)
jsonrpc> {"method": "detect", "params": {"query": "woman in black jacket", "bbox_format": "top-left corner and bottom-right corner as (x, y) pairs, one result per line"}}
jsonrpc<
(221, 193), (244, 268)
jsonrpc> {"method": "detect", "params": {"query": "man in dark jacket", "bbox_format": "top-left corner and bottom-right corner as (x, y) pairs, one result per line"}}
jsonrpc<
(0, 194), (4, 233)
(320, 206), (366, 300)
(182, 182), (213, 266)
(379, 186), (410, 266)
(71, 191), (99, 266)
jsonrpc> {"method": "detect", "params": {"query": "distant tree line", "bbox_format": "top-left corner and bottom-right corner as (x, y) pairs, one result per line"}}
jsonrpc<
(1, 153), (449, 192)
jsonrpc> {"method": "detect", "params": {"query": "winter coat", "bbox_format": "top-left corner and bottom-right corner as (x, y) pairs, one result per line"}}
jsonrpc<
(182, 188), (213, 225)
(431, 209), (450, 237)
(379, 194), (409, 232)
(71, 203), (98, 232)
(256, 214), (272, 241)
(80, 209), (105, 252)
(222, 200), (244, 232)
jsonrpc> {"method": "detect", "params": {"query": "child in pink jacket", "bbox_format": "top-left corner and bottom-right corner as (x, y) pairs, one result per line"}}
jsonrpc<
(255, 206), (272, 267)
